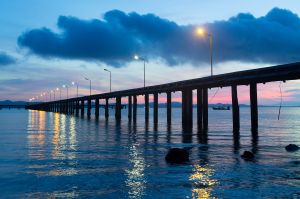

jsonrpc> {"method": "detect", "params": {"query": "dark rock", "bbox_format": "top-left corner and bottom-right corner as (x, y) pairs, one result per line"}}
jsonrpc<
(285, 144), (299, 152)
(165, 148), (189, 164)
(291, 160), (300, 165)
(241, 151), (254, 160)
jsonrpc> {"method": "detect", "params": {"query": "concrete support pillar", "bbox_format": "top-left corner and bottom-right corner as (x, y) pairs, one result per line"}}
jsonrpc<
(182, 89), (193, 129)
(61, 102), (64, 113)
(250, 83), (258, 131)
(115, 97), (121, 120)
(167, 92), (172, 124)
(95, 98), (99, 118)
(67, 102), (70, 114)
(231, 85), (240, 132)
(197, 88), (203, 130)
(145, 94), (149, 122)
(76, 101), (79, 116)
(69, 101), (73, 114)
(72, 101), (75, 114)
(128, 96), (132, 120)
(105, 98), (109, 118)
(66, 101), (69, 114)
(203, 88), (208, 131)
(87, 99), (91, 117)
(59, 102), (62, 113)
(81, 100), (84, 116)
(153, 93), (158, 124)
(133, 95), (137, 121)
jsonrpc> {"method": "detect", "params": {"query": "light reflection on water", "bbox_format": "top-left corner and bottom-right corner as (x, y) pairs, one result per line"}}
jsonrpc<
(125, 144), (147, 199)
(52, 113), (60, 159)
(0, 107), (299, 198)
(27, 110), (46, 160)
(189, 164), (217, 199)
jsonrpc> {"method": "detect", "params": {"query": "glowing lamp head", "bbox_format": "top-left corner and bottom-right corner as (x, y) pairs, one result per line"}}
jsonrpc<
(56, 88), (59, 91)
(72, 81), (75, 85)
(63, 85), (66, 88)
(195, 27), (206, 36)
(134, 55), (139, 60)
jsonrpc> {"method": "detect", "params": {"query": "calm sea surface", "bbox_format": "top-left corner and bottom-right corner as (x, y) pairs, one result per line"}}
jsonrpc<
(0, 107), (299, 198)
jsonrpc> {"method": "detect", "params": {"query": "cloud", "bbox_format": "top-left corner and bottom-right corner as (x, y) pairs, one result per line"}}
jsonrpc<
(0, 52), (16, 66)
(18, 8), (300, 67)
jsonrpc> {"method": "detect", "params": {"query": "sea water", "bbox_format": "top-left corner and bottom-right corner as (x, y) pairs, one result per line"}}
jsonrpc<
(0, 107), (299, 198)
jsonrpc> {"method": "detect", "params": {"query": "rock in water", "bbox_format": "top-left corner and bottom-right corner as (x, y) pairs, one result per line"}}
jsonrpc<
(285, 144), (299, 152)
(241, 151), (254, 160)
(165, 148), (189, 164)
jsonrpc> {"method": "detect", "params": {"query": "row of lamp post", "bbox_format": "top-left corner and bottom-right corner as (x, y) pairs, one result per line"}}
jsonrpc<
(29, 77), (90, 102)
(29, 27), (213, 102)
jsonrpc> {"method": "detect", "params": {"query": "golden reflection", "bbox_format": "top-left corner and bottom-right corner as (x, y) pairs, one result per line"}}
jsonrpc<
(52, 112), (60, 158)
(69, 116), (77, 152)
(37, 111), (46, 145)
(60, 114), (67, 151)
(189, 164), (218, 199)
(27, 110), (79, 177)
(50, 114), (78, 176)
(125, 144), (146, 199)
(27, 110), (46, 160)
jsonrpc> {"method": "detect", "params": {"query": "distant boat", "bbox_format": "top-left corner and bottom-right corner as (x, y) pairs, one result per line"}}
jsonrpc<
(212, 105), (230, 110)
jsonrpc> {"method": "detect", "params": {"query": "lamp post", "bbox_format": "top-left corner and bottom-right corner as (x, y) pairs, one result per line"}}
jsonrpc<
(72, 81), (79, 97)
(195, 27), (213, 76)
(83, 77), (92, 96)
(104, 69), (112, 92)
(63, 85), (69, 99)
(43, 92), (46, 101)
(134, 55), (146, 88)
(56, 88), (61, 100)
(51, 90), (55, 100)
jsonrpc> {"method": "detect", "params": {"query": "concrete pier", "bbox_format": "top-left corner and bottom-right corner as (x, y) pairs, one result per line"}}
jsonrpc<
(26, 62), (300, 134)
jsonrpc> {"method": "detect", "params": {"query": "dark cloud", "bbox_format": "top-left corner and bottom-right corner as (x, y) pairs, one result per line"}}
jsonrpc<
(0, 52), (16, 66)
(18, 8), (300, 67)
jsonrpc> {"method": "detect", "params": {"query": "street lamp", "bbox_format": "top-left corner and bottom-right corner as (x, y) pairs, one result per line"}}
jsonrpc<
(104, 69), (112, 92)
(83, 77), (92, 96)
(51, 90), (55, 100)
(48, 91), (52, 101)
(56, 88), (61, 100)
(195, 27), (213, 76)
(62, 85), (69, 99)
(72, 81), (79, 97)
(134, 55), (146, 88)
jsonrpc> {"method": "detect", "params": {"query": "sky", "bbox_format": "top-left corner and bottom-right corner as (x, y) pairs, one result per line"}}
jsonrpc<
(1, 0), (300, 105)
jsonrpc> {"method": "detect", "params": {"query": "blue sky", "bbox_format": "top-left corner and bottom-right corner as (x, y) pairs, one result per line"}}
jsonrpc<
(1, 0), (300, 105)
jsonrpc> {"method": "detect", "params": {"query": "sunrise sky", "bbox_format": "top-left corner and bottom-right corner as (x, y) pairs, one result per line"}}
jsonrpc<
(1, 0), (300, 105)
